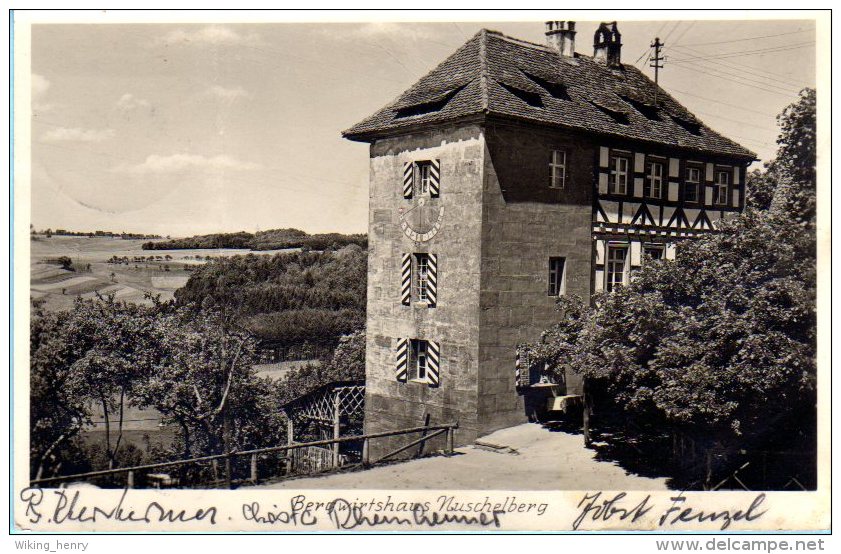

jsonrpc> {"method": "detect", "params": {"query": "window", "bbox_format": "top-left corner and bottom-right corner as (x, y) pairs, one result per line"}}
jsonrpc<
(644, 161), (664, 199)
(643, 244), (665, 262)
(606, 245), (628, 292)
(409, 340), (428, 382)
(684, 166), (701, 203)
(548, 257), (566, 296)
(609, 155), (630, 195)
(414, 253), (430, 303)
(714, 170), (730, 205)
(417, 162), (432, 196)
(550, 150), (566, 189)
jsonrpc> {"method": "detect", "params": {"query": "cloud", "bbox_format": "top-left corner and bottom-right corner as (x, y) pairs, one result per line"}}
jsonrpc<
(113, 153), (261, 174)
(32, 73), (51, 96)
(321, 22), (434, 41)
(116, 93), (150, 111)
(156, 25), (261, 47)
(205, 85), (251, 102)
(41, 127), (116, 142)
(32, 73), (57, 113)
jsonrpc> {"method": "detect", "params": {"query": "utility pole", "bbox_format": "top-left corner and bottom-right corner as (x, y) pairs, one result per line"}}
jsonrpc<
(650, 37), (664, 108)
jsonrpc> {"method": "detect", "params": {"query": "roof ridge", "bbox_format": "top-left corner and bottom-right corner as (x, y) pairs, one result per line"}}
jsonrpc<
(479, 29), (489, 113)
(484, 29), (555, 53)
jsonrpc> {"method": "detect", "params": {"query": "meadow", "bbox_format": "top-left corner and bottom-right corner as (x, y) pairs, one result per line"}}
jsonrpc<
(29, 234), (297, 312)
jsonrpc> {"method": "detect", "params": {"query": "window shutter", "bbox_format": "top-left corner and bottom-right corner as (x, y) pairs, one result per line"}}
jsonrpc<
(705, 186), (714, 206)
(669, 158), (680, 178)
(634, 153), (645, 173)
(599, 146), (610, 168)
(401, 253), (412, 305)
(630, 241), (641, 267)
(403, 162), (414, 199)
(394, 338), (408, 382)
(426, 253), (437, 306)
(430, 159), (441, 197)
(515, 348), (522, 387)
(427, 340), (440, 387)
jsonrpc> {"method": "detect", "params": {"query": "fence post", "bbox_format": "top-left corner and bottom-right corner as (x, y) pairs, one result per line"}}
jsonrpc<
(416, 413), (431, 458)
(127, 470), (135, 489)
(250, 453), (258, 482)
(332, 391), (341, 468)
(286, 418), (295, 474)
(446, 426), (454, 455)
(362, 438), (370, 466)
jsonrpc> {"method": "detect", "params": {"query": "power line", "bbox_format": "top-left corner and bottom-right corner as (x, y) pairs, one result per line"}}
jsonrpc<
(690, 109), (778, 132)
(669, 60), (802, 95)
(669, 21), (696, 48)
(662, 21), (682, 43)
(665, 88), (775, 116)
(673, 56), (806, 91)
(671, 44), (806, 87)
(669, 41), (814, 62)
(675, 28), (813, 48)
(635, 46), (652, 66)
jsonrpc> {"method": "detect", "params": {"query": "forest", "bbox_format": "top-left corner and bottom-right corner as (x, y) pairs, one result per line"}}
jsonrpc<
(175, 244), (367, 358)
(142, 227), (367, 251)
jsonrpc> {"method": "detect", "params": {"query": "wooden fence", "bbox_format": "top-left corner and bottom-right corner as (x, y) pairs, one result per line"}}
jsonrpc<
(30, 422), (458, 489)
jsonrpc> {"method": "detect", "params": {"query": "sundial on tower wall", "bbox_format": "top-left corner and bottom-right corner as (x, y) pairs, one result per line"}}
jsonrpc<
(399, 159), (444, 243)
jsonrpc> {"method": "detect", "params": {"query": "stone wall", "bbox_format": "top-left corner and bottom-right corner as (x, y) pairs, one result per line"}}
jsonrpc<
(477, 121), (595, 434)
(364, 124), (486, 456)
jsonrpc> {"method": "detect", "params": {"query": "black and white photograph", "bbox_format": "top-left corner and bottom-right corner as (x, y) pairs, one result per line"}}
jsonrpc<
(9, 9), (830, 535)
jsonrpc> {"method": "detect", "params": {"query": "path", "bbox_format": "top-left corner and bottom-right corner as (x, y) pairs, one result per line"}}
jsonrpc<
(253, 423), (670, 490)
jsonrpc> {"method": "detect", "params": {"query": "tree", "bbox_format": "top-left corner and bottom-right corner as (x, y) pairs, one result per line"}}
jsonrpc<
(29, 298), (162, 475)
(132, 308), (285, 466)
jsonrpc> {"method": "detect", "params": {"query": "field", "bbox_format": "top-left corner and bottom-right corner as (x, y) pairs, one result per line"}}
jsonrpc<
(29, 235), (297, 312)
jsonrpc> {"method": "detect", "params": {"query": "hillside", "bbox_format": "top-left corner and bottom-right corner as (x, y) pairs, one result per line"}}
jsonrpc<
(143, 228), (367, 251)
(175, 244), (367, 359)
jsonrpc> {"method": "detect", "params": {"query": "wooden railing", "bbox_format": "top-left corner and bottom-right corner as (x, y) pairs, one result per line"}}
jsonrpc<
(30, 422), (459, 489)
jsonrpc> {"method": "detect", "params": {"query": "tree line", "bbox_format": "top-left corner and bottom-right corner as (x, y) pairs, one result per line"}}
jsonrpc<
(141, 227), (367, 251)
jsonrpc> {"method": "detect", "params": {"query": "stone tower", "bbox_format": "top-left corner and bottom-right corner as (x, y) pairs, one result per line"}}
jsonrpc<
(343, 23), (754, 455)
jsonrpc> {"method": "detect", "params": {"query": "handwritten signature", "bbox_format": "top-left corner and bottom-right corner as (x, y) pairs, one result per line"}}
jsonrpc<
(573, 491), (767, 531)
(242, 496), (502, 529)
(20, 487), (217, 525)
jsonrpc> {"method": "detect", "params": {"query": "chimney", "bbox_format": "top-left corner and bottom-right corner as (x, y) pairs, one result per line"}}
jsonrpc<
(593, 21), (622, 67)
(545, 21), (576, 57)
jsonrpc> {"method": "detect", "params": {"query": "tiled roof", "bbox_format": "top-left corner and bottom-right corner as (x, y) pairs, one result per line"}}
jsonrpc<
(343, 29), (756, 160)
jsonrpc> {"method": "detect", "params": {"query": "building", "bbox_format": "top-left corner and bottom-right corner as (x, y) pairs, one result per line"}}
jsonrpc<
(343, 21), (756, 453)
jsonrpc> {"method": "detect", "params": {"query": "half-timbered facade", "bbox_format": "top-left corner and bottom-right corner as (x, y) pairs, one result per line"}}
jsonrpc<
(344, 21), (755, 453)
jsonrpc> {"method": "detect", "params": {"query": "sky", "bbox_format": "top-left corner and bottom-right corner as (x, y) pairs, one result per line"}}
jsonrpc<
(28, 17), (817, 237)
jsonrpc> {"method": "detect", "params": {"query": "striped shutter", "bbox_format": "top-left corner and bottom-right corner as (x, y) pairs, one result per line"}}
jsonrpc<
(426, 254), (438, 306)
(430, 159), (441, 197)
(401, 253), (412, 305)
(515, 348), (522, 387)
(427, 340), (440, 387)
(403, 162), (414, 199)
(395, 338), (409, 382)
